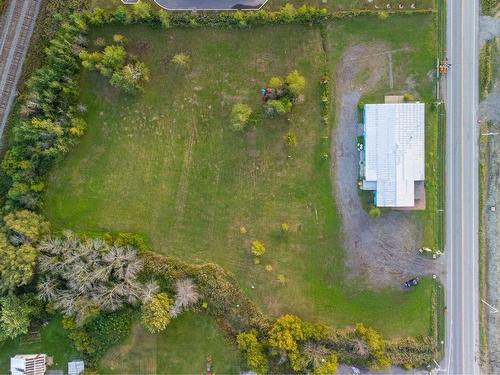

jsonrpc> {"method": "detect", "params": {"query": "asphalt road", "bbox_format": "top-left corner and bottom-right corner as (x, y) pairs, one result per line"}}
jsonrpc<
(444, 0), (480, 374)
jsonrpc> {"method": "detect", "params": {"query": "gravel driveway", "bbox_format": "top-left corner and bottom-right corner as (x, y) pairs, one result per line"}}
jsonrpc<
(332, 44), (439, 287)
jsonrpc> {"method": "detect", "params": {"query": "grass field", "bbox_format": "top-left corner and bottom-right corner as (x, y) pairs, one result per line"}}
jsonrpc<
(43, 15), (436, 339)
(0, 317), (79, 373)
(100, 313), (241, 374)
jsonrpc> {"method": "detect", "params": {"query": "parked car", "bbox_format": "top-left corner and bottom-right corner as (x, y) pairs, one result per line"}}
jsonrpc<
(403, 277), (419, 288)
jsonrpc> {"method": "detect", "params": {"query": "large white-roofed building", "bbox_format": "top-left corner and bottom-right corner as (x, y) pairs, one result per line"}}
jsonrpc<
(360, 102), (425, 208)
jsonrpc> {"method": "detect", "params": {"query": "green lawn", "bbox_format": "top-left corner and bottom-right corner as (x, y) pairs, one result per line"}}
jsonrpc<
(0, 316), (79, 373)
(43, 16), (435, 338)
(100, 312), (241, 374)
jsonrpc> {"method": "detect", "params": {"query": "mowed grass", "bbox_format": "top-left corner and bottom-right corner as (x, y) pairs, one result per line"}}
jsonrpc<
(100, 313), (241, 374)
(0, 316), (79, 373)
(44, 19), (435, 338)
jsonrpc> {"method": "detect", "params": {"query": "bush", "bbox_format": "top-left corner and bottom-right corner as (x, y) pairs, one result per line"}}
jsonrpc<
(171, 53), (191, 67)
(403, 93), (415, 102)
(231, 103), (253, 131)
(284, 132), (298, 146)
(237, 330), (269, 375)
(251, 240), (266, 257)
(114, 232), (149, 252)
(141, 292), (172, 333)
(285, 70), (306, 97)
(369, 207), (381, 218)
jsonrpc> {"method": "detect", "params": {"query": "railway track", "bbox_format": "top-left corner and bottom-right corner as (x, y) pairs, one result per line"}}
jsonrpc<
(0, 0), (42, 137)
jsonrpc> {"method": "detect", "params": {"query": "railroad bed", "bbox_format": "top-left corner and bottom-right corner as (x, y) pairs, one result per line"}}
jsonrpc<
(0, 0), (42, 136)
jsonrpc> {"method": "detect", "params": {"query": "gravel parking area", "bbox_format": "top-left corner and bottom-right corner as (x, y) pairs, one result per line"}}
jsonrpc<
(332, 44), (439, 287)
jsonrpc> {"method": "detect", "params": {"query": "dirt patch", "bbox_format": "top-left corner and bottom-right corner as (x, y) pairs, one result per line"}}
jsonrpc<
(331, 44), (438, 288)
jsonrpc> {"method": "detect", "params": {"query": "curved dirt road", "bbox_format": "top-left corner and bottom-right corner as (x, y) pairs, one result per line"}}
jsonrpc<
(332, 44), (439, 287)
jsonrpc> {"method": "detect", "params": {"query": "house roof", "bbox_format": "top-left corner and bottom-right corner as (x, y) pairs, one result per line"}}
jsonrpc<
(68, 360), (85, 375)
(364, 103), (425, 207)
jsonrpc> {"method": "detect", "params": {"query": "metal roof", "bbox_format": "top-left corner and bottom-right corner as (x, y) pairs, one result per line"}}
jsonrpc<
(68, 360), (85, 375)
(364, 103), (425, 207)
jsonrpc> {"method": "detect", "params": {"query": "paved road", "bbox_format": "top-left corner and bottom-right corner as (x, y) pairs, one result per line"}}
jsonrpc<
(443, 0), (480, 374)
(0, 0), (42, 137)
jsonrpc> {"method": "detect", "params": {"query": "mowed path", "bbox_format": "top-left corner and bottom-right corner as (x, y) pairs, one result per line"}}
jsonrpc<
(0, 0), (42, 137)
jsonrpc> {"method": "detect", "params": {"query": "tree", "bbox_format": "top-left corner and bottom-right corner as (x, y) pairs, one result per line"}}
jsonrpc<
(268, 314), (304, 352)
(251, 240), (266, 257)
(4, 210), (50, 244)
(285, 70), (305, 97)
(268, 315), (306, 371)
(0, 233), (38, 292)
(284, 132), (298, 146)
(170, 278), (200, 317)
(37, 231), (158, 325)
(96, 45), (127, 76)
(355, 323), (391, 370)
(171, 53), (191, 68)
(0, 295), (37, 342)
(158, 10), (171, 29)
(237, 330), (269, 375)
(110, 61), (150, 93)
(141, 293), (172, 333)
(231, 103), (253, 131)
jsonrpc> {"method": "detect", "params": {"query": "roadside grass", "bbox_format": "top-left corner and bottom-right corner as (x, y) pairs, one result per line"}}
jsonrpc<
(43, 18), (435, 338)
(267, 0), (434, 11)
(480, 41), (493, 100)
(479, 120), (490, 366)
(100, 312), (241, 374)
(0, 316), (79, 373)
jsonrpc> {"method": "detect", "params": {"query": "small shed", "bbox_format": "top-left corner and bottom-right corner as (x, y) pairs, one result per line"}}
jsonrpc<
(68, 360), (85, 375)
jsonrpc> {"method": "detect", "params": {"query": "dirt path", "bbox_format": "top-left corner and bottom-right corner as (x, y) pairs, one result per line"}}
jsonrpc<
(332, 44), (439, 288)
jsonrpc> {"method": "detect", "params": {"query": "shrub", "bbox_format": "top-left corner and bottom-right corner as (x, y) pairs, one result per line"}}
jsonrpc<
(251, 240), (266, 257)
(231, 103), (253, 131)
(114, 232), (149, 252)
(313, 353), (338, 375)
(403, 93), (415, 102)
(285, 70), (306, 97)
(110, 61), (150, 93)
(267, 98), (291, 115)
(85, 309), (133, 360)
(368, 207), (381, 218)
(141, 292), (172, 333)
(284, 132), (298, 146)
(237, 330), (269, 375)
(171, 53), (191, 67)
(268, 76), (283, 89)
(378, 11), (390, 19)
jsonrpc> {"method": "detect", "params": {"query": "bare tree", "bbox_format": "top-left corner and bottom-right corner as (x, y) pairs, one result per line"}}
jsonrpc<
(170, 278), (200, 317)
(36, 231), (158, 325)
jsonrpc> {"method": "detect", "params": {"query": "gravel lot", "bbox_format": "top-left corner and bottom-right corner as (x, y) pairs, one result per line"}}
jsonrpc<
(332, 44), (439, 288)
